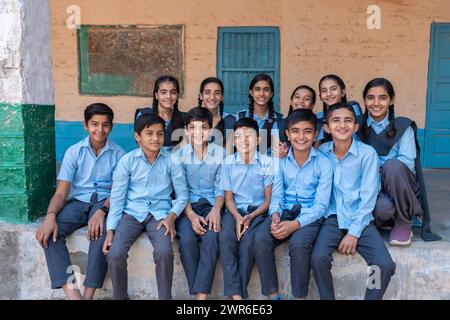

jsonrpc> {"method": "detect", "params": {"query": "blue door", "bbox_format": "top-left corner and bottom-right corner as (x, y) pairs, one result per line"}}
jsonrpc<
(425, 23), (450, 168)
(217, 27), (280, 114)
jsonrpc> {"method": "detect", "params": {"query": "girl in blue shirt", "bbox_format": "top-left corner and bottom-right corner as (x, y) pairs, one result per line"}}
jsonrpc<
(358, 78), (437, 245)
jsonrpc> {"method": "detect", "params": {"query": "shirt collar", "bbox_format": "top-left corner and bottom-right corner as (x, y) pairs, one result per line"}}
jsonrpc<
(81, 136), (112, 152)
(328, 138), (358, 157)
(367, 113), (390, 129)
(246, 110), (269, 121)
(185, 143), (214, 160)
(287, 146), (318, 166)
(235, 150), (259, 164)
(135, 147), (165, 161)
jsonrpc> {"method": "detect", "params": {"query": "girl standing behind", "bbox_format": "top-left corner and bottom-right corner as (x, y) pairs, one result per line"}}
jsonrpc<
(134, 75), (186, 149)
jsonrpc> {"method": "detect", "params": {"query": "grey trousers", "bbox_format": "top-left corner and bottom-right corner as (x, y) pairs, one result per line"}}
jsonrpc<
(254, 215), (323, 298)
(219, 208), (266, 298)
(44, 193), (107, 289)
(107, 213), (174, 300)
(311, 215), (396, 300)
(176, 199), (220, 295)
(373, 159), (423, 227)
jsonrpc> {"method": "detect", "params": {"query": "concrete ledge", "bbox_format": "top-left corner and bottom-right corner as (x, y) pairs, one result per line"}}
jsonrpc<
(1, 221), (449, 300)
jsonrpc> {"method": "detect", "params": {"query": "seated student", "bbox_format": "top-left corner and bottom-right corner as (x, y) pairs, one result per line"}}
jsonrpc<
(173, 106), (225, 300)
(312, 102), (395, 300)
(219, 118), (275, 300)
(254, 109), (333, 300)
(35, 103), (125, 300)
(134, 75), (186, 149)
(359, 78), (441, 244)
(103, 114), (188, 300)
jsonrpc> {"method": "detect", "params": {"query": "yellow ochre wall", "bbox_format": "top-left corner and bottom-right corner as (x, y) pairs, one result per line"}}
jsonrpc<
(50, 0), (450, 127)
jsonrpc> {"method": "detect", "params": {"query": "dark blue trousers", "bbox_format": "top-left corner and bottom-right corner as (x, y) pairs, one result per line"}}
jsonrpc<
(311, 215), (396, 300)
(219, 208), (266, 298)
(254, 215), (322, 298)
(44, 193), (107, 289)
(176, 199), (220, 295)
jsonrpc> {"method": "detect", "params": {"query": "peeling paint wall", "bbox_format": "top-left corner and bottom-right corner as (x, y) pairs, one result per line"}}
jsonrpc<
(49, 0), (450, 127)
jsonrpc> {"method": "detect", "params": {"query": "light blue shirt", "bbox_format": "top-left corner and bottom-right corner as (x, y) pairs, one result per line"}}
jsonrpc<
(57, 137), (125, 203)
(236, 110), (270, 130)
(319, 139), (380, 238)
(107, 148), (188, 231)
(221, 151), (275, 211)
(172, 143), (225, 206)
(269, 147), (333, 227)
(367, 114), (416, 173)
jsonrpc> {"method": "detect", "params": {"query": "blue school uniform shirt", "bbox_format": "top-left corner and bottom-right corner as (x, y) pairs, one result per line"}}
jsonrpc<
(107, 147), (188, 231)
(269, 147), (333, 227)
(172, 143), (225, 206)
(319, 139), (380, 238)
(221, 151), (275, 211)
(367, 113), (416, 173)
(57, 137), (125, 203)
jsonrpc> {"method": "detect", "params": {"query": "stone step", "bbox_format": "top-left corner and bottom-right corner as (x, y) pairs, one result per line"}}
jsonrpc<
(1, 221), (449, 300)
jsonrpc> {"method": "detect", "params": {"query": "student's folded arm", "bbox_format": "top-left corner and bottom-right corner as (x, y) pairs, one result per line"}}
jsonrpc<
(298, 156), (333, 228)
(396, 126), (416, 172)
(169, 159), (189, 217)
(348, 150), (380, 238)
(269, 166), (284, 216)
(106, 157), (130, 231)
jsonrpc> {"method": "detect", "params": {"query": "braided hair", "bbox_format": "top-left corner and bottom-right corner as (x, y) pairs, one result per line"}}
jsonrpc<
(362, 78), (397, 139)
(152, 75), (183, 131)
(198, 77), (224, 119)
(319, 74), (347, 119)
(288, 84), (317, 115)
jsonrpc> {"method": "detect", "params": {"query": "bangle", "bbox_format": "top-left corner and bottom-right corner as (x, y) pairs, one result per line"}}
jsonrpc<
(100, 205), (109, 215)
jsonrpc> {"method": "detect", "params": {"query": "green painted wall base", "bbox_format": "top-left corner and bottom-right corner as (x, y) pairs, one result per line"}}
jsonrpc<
(0, 103), (56, 223)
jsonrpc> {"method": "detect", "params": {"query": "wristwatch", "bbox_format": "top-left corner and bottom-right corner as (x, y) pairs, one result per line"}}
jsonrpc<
(100, 205), (109, 215)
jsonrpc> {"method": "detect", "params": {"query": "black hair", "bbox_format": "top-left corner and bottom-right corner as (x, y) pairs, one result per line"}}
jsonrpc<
(286, 108), (317, 130)
(319, 74), (348, 119)
(325, 102), (357, 124)
(152, 75), (183, 131)
(84, 103), (114, 124)
(288, 85), (317, 115)
(233, 117), (260, 138)
(186, 106), (213, 128)
(134, 113), (165, 135)
(248, 74), (275, 124)
(362, 78), (397, 139)
(198, 77), (224, 119)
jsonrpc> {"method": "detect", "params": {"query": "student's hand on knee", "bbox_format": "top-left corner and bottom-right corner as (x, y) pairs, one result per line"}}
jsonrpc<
(235, 215), (246, 241)
(35, 213), (58, 249)
(206, 208), (221, 233)
(190, 213), (207, 236)
(87, 209), (105, 241)
(242, 213), (255, 231)
(272, 220), (299, 240)
(338, 234), (358, 255)
(157, 213), (177, 241)
(102, 230), (114, 255)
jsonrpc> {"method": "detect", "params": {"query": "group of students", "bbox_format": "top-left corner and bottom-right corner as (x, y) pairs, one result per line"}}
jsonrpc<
(35, 73), (438, 300)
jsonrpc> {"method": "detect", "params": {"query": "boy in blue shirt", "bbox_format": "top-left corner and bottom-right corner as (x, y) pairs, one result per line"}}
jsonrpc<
(220, 118), (274, 300)
(35, 103), (125, 300)
(103, 114), (188, 300)
(254, 109), (333, 300)
(173, 106), (225, 300)
(312, 102), (395, 300)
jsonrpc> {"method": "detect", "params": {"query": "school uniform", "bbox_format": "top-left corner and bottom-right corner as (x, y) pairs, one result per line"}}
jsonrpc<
(312, 139), (395, 300)
(44, 137), (125, 289)
(316, 101), (363, 143)
(173, 143), (225, 295)
(134, 107), (186, 148)
(235, 109), (284, 155)
(254, 147), (333, 298)
(219, 151), (275, 298)
(106, 147), (188, 300)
